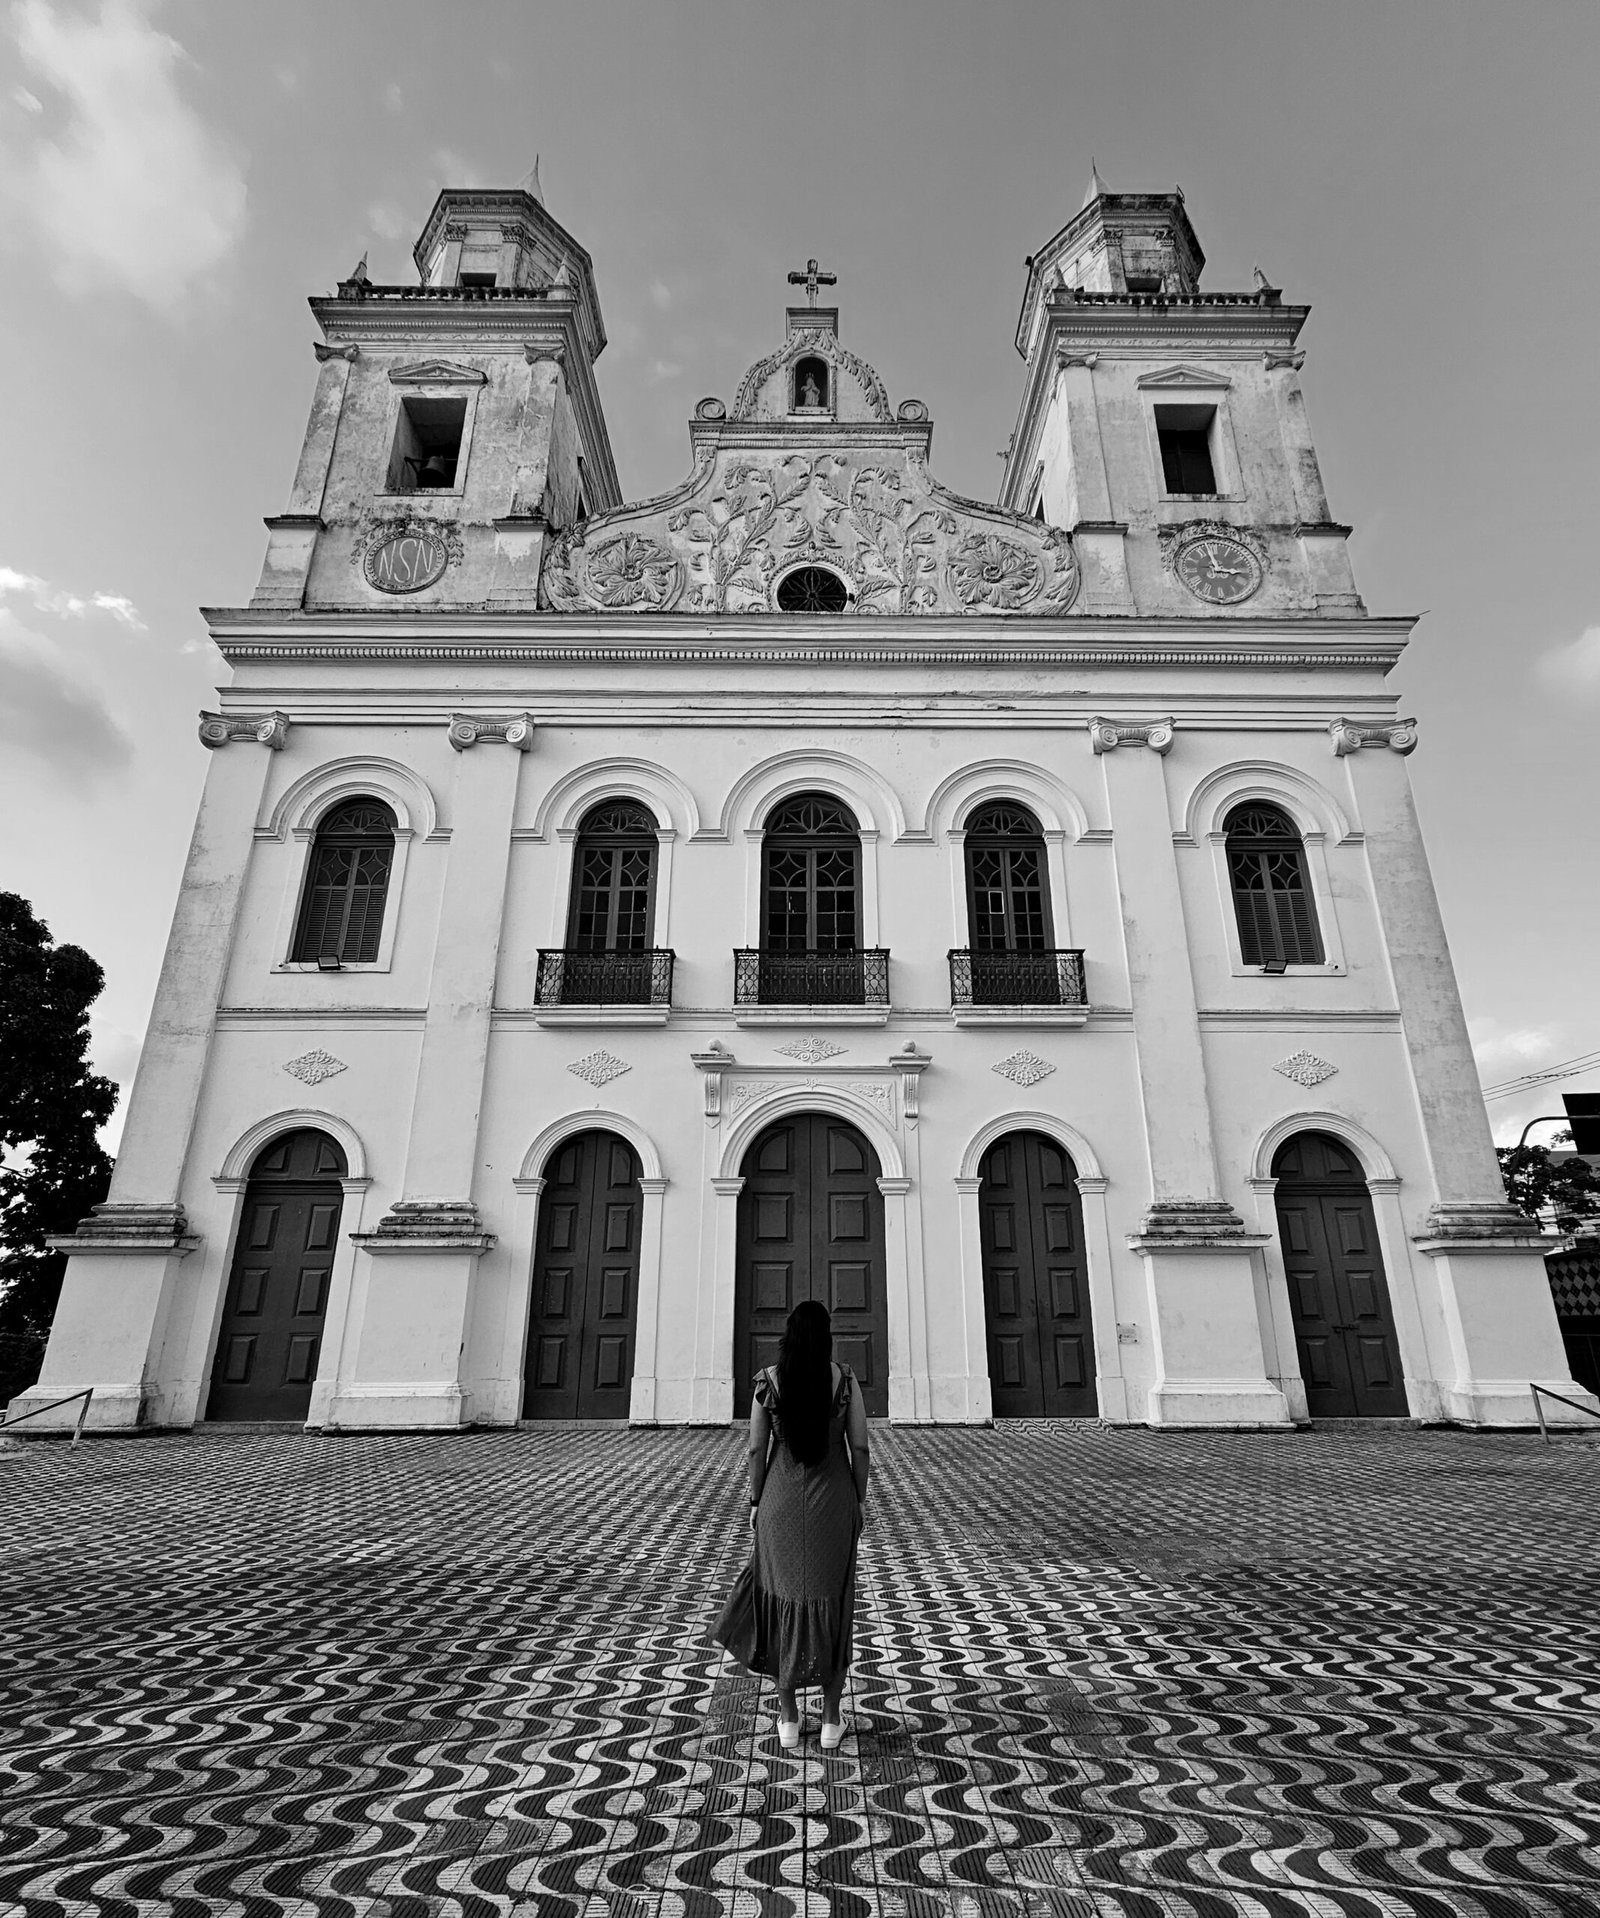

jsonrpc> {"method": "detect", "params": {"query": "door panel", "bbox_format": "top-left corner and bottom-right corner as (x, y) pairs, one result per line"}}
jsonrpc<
(523, 1130), (643, 1419)
(978, 1131), (1097, 1417)
(1273, 1132), (1407, 1418)
(735, 1114), (889, 1416)
(207, 1129), (347, 1422)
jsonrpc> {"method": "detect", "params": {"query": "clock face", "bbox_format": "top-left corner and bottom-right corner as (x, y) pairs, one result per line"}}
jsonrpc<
(1176, 535), (1262, 605)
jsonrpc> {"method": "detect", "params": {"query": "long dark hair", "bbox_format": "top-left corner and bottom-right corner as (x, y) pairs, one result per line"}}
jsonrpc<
(775, 1300), (833, 1466)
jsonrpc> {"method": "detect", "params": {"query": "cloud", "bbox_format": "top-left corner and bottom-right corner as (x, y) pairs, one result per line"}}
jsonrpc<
(0, 564), (145, 629)
(384, 81), (403, 115)
(1467, 1015), (1564, 1079)
(367, 199), (407, 243)
(650, 278), (673, 310)
(2, 0), (246, 310)
(1538, 625), (1600, 695)
(430, 146), (482, 189)
(649, 359), (684, 383)
(0, 608), (133, 776)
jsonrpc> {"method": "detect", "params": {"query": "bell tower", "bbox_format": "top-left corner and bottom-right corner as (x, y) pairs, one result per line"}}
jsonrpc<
(251, 167), (619, 614)
(1000, 169), (1361, 620)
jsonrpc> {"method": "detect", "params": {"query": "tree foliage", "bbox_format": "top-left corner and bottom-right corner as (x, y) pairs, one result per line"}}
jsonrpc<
(1497, 1139), (1600, 1229)
(0, 894), (117, 1400)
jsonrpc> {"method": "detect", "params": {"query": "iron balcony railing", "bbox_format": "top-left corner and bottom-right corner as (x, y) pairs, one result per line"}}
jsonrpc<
(536, 948), (675, 1007)
(948, 948), (1088, 1008)
(734, 949), (890, 1007)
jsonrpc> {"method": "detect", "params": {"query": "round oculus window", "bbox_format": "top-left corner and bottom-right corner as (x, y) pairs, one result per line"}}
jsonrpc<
(776, 565), (849, 613)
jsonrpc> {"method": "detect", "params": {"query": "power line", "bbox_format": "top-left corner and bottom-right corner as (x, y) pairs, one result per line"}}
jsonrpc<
(1481, 1047), (1600, 1101)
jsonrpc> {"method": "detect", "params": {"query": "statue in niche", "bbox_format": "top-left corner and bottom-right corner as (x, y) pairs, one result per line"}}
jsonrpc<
(793, 357), (828, 409)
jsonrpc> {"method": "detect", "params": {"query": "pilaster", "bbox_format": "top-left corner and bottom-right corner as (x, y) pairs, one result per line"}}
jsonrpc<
(16, 725), (286, 1431)
(252, 342), (356, 608)
(1096, 718), (1289, 1427)
(341, 720), (525, 1429)
(490, 340), (566, 606)
(1350, 744), (1595, 1423)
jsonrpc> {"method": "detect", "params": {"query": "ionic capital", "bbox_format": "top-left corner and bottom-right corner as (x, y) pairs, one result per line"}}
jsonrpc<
(1056, 349), (1100, 372)
(447, 712), (535, 752)
(313, 341), (358, 363)
(1262, 349), (1305, 371)
(1088, 715), (1175, 756)
(1330, 716), (1417, 757)
(199, 710), (290, 751)
(524, 336), (567, 367)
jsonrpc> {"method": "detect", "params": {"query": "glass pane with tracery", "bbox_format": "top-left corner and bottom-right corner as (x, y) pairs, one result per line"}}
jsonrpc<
(293, 799), (396, 963)
(570, 801), (656, 953)
(762, 792), (859, 953)
(965, 804), (1050, 952)
(1225, 804), (1323, 965)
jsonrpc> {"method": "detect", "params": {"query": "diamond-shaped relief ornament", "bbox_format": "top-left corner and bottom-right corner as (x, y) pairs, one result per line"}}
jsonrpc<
(567, 1049), (632, 1087)
(1275, 1050), (1337, 1088)
(775, 1037), (847, 1063)
(282, 1049), (347, 1086)
(992, 1049), (1055, 1088)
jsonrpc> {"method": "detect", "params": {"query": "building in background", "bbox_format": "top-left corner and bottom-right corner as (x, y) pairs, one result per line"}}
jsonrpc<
(17, 172), (1594, 1433)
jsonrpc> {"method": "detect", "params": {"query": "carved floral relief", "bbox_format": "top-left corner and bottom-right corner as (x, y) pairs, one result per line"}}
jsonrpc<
(541, 448), (1078, 617)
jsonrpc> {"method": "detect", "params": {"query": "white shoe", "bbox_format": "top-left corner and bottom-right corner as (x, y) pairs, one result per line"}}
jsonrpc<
(820, 1715), (846, 1752)
(777, 1715), (800, 1750)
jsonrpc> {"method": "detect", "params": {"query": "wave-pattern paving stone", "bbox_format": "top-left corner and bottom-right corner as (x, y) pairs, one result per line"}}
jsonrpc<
(1, 1424), (1598, 1917)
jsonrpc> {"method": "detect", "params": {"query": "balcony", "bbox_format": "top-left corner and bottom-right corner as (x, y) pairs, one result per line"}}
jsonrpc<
(948, 948), (1089, 1027)
(733, 949), (891, 1025)
(533, 948), (675, 1025)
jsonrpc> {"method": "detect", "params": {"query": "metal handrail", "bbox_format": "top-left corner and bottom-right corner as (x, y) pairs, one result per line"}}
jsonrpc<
(1531, 1382), (1600, 1445)
(0, 1387), (94, 1448)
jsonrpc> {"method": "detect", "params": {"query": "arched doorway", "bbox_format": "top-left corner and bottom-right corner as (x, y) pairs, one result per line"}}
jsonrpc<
(734, 1114), (889, 1417)
(1273, 1131), (1407, 1417)
(978, 1130), (1096, 1416)
(207, 1128), (347, 1422)
(524, 1130), (643, 1419)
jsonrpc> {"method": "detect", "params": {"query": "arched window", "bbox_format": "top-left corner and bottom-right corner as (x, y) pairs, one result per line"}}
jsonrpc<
(292, 798), (396, 964)
(1225, 803), (1324, 967)
(776, 565), (849, 613)
(568, 799), (657, 953)
(965, 802), (1052, 953)
(792, 355), (829, 410)
(762, 792), (859, 953)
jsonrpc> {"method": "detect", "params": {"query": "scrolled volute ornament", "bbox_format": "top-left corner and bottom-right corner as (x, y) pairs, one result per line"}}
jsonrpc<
(448, 712), (536, 752)
(199, 710), (290, 751)
(1330, 717), (1418, 757)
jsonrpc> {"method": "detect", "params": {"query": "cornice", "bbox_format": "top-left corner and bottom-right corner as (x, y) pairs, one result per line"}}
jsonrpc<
(201, 606), (1415, 671)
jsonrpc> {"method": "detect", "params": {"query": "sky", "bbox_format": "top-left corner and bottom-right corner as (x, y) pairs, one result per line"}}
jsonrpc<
(0, 0), (1596, 1156)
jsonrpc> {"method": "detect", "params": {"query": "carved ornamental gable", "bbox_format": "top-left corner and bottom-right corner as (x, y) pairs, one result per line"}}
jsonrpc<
(732, 329), (892, 422)
(541, 447), (1079, 617)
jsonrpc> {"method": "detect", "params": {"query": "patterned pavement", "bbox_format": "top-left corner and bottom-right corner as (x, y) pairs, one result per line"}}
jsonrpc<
(2, 1422), (1598, 1918)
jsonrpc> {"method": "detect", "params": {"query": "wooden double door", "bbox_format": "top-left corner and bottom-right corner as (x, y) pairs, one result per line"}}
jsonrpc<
(207, 1129), (346, 1421)
(1273, 1131), (1407, 1417)
(524, 1130), (643, 1419)
(734, 1115), (889, 1418)
(979, 1130), (1097, 1417)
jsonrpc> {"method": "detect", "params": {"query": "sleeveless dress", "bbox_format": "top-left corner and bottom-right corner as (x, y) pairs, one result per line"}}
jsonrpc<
(715, 1365), (862, 1689)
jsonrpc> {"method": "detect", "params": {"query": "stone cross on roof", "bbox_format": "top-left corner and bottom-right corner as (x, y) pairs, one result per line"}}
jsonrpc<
(787, 258), (837, 307)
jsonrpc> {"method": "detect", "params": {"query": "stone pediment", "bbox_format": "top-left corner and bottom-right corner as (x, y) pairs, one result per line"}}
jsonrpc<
(1135, 363), (1232, 389)
(540, 445), (1080, 616)
(387, 359), (487, 385)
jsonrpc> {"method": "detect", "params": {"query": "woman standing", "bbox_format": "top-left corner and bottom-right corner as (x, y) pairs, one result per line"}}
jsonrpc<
(714, 1300), (871, 1749)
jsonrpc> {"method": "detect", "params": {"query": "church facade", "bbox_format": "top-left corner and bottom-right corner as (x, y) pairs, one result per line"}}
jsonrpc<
(20, 175), (1592, 1434)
